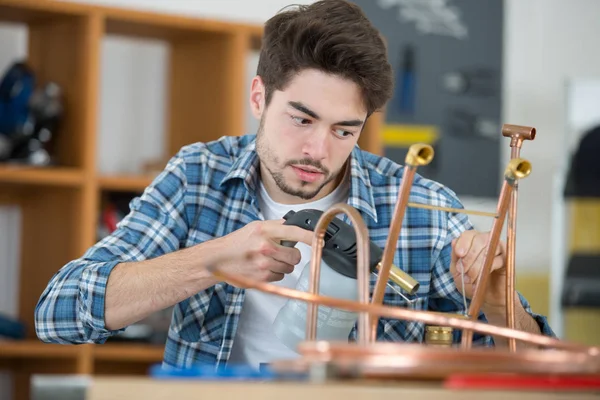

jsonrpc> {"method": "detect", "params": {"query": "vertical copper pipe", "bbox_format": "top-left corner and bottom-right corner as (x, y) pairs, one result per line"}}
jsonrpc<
(306, 203), (372, 345)
(502, 124), (536, 352)
(461, 158), (532, 349)
(506, 147), (519, 352)
(370, 144), (433, 338)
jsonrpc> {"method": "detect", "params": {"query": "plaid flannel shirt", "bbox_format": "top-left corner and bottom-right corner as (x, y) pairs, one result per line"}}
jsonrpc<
(35, 134), (555, 368)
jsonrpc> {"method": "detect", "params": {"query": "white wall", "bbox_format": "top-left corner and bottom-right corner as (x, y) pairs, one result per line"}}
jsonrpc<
(502, 0), (600, 272)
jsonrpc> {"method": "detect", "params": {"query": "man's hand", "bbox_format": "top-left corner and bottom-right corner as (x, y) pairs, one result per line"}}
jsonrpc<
(449, 229), (542, 347)
(449, 230), (507, 309)
(212, 219), (313, 286)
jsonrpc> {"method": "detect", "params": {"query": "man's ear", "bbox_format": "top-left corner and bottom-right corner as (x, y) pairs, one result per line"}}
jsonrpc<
(249, 76), (266, 119)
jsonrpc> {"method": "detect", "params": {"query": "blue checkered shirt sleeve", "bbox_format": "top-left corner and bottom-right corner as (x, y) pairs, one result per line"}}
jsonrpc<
(35, 149), (191, 344)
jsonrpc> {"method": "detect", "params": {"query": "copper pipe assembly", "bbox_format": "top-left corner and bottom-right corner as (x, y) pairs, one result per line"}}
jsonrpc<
(305, 203), (372, 344)
(370, 144), (434, 338)
(502, 124), (536, 352)
(209, 266), (598, 354)
(208, 142), (600, 378)
(460, 157), (532, 350)
(208, 129), (600, 379)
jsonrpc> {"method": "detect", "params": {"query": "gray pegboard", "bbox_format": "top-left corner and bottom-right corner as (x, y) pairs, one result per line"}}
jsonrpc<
(353, 0), (504, 197)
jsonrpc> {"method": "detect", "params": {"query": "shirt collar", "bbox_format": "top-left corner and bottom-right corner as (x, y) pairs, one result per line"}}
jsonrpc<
(220, 138), (378, 223)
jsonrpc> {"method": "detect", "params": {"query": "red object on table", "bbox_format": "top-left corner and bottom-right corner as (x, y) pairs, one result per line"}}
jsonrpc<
(445, 374), (600, 391)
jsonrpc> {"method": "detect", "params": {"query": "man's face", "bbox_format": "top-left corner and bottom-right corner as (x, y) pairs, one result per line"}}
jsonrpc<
(250, 69), (367, 204)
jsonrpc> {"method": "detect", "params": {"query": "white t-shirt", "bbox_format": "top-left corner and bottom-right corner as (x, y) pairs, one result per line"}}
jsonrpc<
(228, 177), (349, 369)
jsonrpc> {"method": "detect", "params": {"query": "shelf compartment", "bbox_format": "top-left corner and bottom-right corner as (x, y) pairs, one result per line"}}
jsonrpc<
(0, 166), (84, 187)
(0, 0), (102, 170)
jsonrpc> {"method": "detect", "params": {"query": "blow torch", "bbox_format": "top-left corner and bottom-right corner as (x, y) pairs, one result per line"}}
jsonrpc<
(281, 209), (420, 295)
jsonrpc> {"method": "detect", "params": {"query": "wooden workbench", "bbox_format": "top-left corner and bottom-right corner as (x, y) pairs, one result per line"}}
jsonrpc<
(87, 377), (600, 400)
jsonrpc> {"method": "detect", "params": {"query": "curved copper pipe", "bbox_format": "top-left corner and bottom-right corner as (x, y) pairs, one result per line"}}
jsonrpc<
(209, 266), (598, 354)
(305, 203), (372, 345)
(461, 158), (532, 349)
(371, 144), (434, 338)
(502, 123), (536, 352)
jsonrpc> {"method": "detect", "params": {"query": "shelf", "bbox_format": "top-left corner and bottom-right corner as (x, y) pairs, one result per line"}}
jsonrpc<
(0, 166), (85, 187)
(0, 0), (88, 24)
(98, 175), (155, 192)
(0, 340), (164, 363)
(103, 6), (260, 41)
(0, 340), (81, 359)
(0, 0), (262, 41)
(94, 343), (164, 362)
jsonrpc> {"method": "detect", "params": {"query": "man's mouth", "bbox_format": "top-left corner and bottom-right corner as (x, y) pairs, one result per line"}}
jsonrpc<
(293, 165), (322, 174)
(291, 165), (324, 183)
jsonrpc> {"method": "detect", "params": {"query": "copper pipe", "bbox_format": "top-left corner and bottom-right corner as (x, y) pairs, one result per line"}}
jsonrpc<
(502, 124), (536, 147)
(461, 158), (532, 349)
(289, 342), (600, 378)
(209, 266), (598, 354)
(371, 144), (434, 338)
(407, 202), (498, 218)
(502, 123), (536, 352)
(305, 203), (372, 345)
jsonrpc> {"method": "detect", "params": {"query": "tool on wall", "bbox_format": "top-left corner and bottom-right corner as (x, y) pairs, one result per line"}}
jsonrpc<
(441, 67), (498, 98)
(395, 44), (417, 116)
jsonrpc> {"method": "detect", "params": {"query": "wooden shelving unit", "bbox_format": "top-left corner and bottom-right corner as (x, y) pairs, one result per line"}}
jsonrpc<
(0, 166), (84, 187)
(0, 0), (385, 399)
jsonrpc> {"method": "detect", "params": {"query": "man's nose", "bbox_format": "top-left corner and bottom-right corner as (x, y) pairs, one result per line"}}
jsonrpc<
(302, 128), (329, 161)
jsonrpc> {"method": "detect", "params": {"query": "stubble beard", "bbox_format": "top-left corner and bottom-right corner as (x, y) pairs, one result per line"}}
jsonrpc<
(256, 120), (336, 201)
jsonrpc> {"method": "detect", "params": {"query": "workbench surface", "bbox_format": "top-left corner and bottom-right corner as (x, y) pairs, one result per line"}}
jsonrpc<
(87, 377), (599, 400)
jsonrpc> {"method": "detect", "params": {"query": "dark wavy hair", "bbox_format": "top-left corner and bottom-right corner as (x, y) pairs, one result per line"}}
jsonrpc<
(257, 0), (393, 115)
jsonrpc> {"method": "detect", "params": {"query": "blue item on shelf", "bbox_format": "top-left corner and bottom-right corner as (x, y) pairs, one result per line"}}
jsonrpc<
(0, 313), (26, 340)
(0, 61), (35, 137)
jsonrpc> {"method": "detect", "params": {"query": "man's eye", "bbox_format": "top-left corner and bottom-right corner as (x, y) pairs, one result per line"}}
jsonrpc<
(291, 116), (311, 125)
(334, 128), (354, 138)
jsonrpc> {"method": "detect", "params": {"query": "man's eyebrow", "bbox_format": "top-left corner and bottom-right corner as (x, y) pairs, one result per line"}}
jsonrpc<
(289, 101), (319, 119)
(335, 119), (364, 127)
(288, 101), (364, 127)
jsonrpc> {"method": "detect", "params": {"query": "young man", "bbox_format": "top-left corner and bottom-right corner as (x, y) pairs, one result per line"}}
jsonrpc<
(35, 0), (554, 370)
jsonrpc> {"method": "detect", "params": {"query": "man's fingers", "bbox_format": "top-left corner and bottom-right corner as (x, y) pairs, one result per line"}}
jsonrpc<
(266, 271), (285, 282)
(463, 233), (490, 270)
(453, 230), (477, 259)
(271, 245), (302, 266)
(491, 254), (504, 273)
(263, 221), (314, 246)
(468, 247), (505, 279)
(267, 259), (295, 275)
